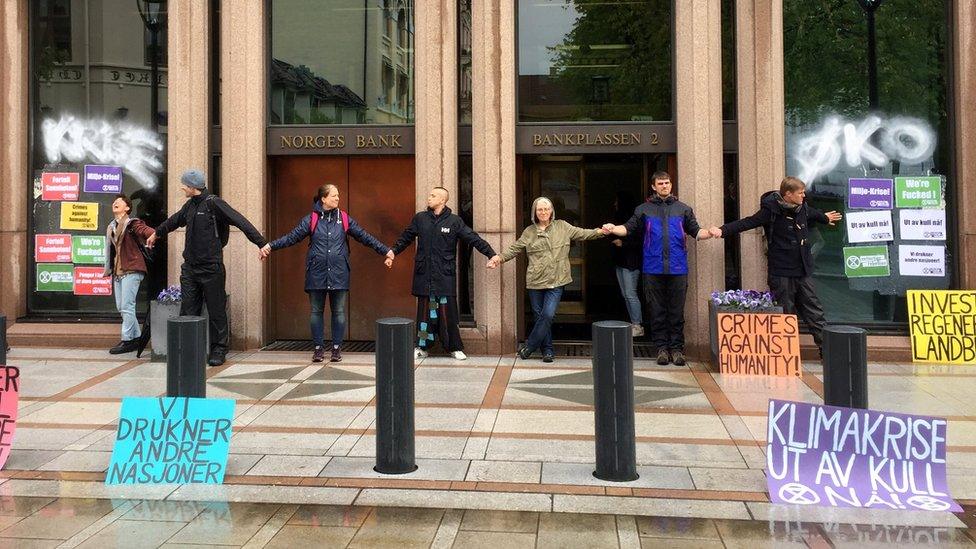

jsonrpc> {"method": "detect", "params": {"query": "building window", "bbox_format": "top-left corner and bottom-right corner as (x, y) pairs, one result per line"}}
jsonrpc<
(271, 0), (414, 125)
(784, 1), (952, 327)
(517, 0), (673, 123)
(36, 0), (72, 63)
(29, 1), (168, 318)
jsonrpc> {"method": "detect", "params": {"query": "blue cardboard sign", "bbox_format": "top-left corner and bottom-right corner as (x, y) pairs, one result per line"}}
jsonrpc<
(106, 397), (235, 485)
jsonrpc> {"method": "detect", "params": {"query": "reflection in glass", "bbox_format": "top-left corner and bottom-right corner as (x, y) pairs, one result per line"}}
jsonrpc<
(784, 1), (951, 325)
(459, 0), (472, 124)
(271, 0), (415, 125)
(30, 1), (169, 316)
(518, 0), (672, 122)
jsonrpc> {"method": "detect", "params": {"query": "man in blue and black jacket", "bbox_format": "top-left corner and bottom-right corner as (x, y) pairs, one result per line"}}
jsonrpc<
(605, 171), (714, 366)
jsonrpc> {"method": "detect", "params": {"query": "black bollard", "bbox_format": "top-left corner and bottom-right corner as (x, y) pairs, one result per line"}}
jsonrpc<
(374, 317), (417, 474)
(592, 320), (638, 482)
(0, 315), (6, 365)
(822, 325), (868, 409)
(167, 316), (208, 398)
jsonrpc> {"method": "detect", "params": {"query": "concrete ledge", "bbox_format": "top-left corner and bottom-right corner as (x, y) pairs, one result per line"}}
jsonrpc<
(7, 322), (120, 349)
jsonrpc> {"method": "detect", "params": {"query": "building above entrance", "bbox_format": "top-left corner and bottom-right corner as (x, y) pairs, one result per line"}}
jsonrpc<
(517, 124), (676, 154)
(268, 126), (415, 155)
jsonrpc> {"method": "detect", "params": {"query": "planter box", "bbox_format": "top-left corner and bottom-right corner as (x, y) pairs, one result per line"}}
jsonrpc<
(708, 299), (783, 369)
(149, 296), (230, 362)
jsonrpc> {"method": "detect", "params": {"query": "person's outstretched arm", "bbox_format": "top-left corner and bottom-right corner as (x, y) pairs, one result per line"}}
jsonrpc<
(391, 215), (421, 255)
(148, 204), (186, 247)
(567, 222), (607, 241)
(213, 197), (268, 247)
(267, 215), (312, 252)
(347, 216), (391, 255)
(457, 222), (497, 259)
(494, 226), (533, 267)
(712, 207), (771, 238)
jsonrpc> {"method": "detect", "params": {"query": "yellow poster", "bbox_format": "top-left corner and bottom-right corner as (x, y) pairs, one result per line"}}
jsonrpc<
(59, 202), (99, 231)
(907, 290), (976, 364)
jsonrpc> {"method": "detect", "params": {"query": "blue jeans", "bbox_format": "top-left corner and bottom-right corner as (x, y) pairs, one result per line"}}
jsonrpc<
(309, 290), (348, 348)
(525, 286), (564, 355)
(113, 272), (144, 341)
(615, 267), (643, 325)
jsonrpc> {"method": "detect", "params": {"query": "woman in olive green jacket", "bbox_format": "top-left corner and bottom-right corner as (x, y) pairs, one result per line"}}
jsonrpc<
(488, 197), (607, 362)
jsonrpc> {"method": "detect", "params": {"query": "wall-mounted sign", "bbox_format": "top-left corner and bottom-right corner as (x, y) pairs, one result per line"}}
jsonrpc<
(267, 126), (415, 155)
(895, 176), (942, 208)
(73, 266), (112, 296)
(516, 124), (676, 154)
(41, 172), (79, 201)
(36, 263), (74, 292)
(847, 178), (893, 210)
(845, 211), (893, 243)
(34, 234), (72, 263)
(59, 202), (99, 231)
(899, 209), (946, 241)
(72, 235), (106, 264)
(899, 245), (946, 277)
(843, 246), (890, 278)
(83, 165), (123, 193)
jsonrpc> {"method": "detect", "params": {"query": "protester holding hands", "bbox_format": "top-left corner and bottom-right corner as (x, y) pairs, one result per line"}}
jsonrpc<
(260, 183), (391, 363)
(708, 176), (841, 356)
(492, 196), (608, 363)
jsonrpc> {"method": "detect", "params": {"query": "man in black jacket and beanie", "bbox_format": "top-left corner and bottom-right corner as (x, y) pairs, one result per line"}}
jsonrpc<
(709, 176), (842, 354)
(147, 169), (267, 366)
(390, 187), (497, 360)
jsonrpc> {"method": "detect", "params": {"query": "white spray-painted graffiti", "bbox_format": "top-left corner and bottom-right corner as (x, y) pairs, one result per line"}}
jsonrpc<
(41, 116), (164, 189)
(792, 115), (936, 184)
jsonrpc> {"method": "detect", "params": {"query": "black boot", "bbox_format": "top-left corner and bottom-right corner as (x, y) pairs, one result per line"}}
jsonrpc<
(110, 339), (139, 355)
(208, 349), (227, 366)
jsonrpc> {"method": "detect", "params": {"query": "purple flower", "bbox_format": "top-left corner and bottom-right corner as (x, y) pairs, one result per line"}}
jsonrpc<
(711, 288), (777, 310)
(157, 285), (182, 305)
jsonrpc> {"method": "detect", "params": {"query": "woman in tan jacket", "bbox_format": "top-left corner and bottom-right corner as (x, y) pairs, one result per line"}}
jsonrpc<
(488, 197), (608, 362)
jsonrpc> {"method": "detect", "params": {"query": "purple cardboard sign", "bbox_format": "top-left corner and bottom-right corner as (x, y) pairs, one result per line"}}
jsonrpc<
(83, 165), (123, 193)
(766, 399), (960, 512)
(848, 178), (893, 210)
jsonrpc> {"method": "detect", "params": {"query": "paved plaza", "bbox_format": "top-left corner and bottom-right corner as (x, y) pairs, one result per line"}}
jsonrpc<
(1, 346), (976, 546)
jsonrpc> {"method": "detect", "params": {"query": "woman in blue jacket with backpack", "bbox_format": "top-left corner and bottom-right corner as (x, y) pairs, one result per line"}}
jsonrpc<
(260, 184), (393, 363)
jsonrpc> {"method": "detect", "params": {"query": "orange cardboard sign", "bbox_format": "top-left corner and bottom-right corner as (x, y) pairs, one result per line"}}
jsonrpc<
(717, 313), (801, 376)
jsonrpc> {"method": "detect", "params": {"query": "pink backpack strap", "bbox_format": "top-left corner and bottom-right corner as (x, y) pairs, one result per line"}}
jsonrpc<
(308, 212), (319, 242)
(340, 210), (349, 232)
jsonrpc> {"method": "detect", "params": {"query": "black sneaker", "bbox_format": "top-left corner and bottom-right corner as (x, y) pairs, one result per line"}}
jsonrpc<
(208, 351), (226, 366)
(330, 347), (342, 362)
(671, 350), (686, 366)
(656, 348), (670, 365)
(311, 346), (326, 363)
(517, 346), (533, 360)
(108, 340), (126, 354)
(542, 352), (554, 363)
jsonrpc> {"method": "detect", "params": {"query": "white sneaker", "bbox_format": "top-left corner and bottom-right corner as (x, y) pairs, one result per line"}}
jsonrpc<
(631, 324), (645, 337)
(451, 350), (468, 360)
(414, 347), (428, 359)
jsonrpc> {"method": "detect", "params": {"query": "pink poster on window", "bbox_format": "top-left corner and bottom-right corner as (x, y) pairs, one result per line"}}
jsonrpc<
(0, 366), (20, 470)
